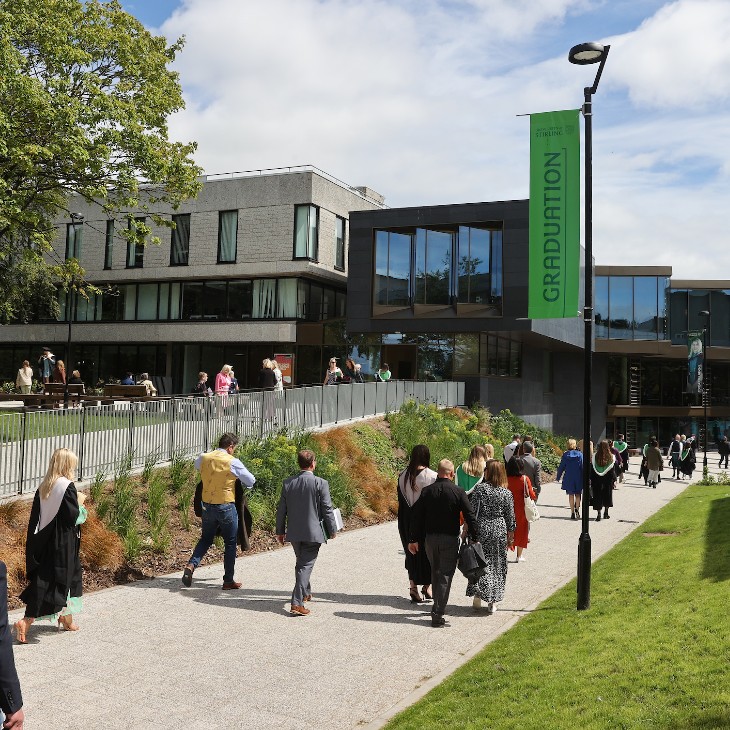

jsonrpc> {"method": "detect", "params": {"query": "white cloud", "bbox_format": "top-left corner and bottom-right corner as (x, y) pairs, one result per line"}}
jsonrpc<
(160, 0), (730, 278)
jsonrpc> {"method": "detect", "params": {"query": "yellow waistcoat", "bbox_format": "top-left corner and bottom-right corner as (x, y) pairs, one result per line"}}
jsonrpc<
(200, 450), (237, 504)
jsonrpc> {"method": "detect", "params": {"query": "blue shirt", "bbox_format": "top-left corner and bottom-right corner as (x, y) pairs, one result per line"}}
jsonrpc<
(194, 449), (255, 488)
(121, 376), (134, 385)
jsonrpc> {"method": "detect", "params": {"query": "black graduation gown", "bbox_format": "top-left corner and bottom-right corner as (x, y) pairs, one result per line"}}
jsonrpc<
(396, 475), (432, 585)
(20, 483), (81, 618)
(590, 465), (615, 510)
(679, 449), (696, 476)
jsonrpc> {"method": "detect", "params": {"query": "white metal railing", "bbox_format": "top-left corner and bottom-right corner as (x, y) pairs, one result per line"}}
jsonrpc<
(0, 380), (464, 497)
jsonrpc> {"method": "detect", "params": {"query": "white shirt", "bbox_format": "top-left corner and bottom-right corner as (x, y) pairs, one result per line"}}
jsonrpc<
(504, 440), (519, 463)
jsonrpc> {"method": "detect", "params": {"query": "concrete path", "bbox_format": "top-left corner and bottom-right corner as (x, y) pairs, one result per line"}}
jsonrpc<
(10, 455), (720, 729)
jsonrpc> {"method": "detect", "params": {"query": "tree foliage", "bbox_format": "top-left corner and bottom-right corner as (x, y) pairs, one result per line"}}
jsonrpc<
(0, 0), (202, 323)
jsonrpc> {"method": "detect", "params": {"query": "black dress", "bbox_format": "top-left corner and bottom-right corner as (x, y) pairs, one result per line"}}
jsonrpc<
(590, 461), (616, 511)
(396, 469), (434, 585)
(20, 482), (82, 618)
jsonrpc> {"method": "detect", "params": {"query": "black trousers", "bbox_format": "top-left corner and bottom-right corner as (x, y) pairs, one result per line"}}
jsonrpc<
(424, 533), (460, 620)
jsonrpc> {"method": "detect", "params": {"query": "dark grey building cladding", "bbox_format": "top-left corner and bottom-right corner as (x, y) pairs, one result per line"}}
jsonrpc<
(347, 199), (600, 437)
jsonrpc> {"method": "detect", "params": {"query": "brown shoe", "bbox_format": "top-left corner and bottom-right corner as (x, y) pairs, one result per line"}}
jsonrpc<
(290, 604), (310, 616)
(303, 594), (312, 602)
(222, 581), (242, 590)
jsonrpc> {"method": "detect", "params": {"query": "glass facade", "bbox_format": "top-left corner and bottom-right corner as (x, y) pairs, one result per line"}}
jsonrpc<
(217, 210), (238, 263)
(668, 289), (730, 346)
(294, 205), (319, 261)
(170, 213), (191, 266)
(56, 277), (345, 323)
(374, 224), (503, 312)
(595, 275), (668, 340)
(104, 220), (114, 270)
(335, 216), (346, 271)
(126, 217), (145, 269)
(65, 222), (83, 260)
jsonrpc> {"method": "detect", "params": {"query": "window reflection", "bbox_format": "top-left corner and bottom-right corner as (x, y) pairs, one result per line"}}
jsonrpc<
(608, 277), (633, 339)
(415, 229), (451, 305)
(595, 276), (609, 338)
(633, 277), (658, 339)
(375, 230), (412, 306)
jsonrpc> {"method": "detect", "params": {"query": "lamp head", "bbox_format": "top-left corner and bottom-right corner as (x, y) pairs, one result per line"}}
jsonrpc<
(568, 42), (607, 65)
(70, 212), (85, 223)
(699, 310), (710, 317)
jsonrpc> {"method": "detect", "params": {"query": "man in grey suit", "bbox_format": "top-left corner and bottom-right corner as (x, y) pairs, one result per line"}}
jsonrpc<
(276, 450), (337, 616)
(521, 441), (542, 502)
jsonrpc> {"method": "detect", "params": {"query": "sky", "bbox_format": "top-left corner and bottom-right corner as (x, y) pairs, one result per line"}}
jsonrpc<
(120, 0), (730, 278)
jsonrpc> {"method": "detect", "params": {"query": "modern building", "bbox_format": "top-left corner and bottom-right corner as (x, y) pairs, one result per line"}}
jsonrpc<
(0, 167), (385, 392)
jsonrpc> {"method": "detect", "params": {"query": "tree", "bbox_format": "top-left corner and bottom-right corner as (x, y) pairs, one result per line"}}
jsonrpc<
(0, 0), (202, 323)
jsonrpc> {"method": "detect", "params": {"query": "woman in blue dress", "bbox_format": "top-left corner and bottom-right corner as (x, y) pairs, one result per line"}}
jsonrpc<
(556, 438), (584, 520)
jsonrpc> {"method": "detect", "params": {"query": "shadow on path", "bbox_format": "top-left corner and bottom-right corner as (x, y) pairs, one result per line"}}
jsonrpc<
(702, 496), (730, 582)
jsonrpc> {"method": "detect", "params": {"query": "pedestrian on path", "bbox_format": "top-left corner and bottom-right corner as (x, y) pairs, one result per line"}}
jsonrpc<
(464, 460), (515, 615)
(503, 434), (520, 464)
(397, 445), (436, 604)
(408, 459), (478, 628)
(717, 435), (729, 469)
(455, 445), (487, 494)
(0, 561), (24, 728)
(182, 433), (255, 590)
(678, 441), (696, 479)
(521, 441), (542, 502)
(276, 450), (338, 616)
(613, 434), (629, 483)
(505, 457), (536, 562)
(15, 448), (88, 644)
(646, 438), (664, 489)
(590, 440), (616, 521)
(557, 439), (583, 519)
(668, 434), (682, 478)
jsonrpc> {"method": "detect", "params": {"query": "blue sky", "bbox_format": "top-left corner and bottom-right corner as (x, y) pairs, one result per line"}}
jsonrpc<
(118, 0), (730, 278)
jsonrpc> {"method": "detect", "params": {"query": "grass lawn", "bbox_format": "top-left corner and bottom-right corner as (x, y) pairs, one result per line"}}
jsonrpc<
(387, 483), (730, 730)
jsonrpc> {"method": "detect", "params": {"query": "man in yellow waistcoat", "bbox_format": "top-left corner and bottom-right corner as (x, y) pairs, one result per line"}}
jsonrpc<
(182, 433), (255, 590)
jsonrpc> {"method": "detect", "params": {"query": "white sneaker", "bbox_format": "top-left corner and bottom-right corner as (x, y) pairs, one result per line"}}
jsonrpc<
(518, 556), (527, 562)
(472, 596), (482, 609)
(487, 602), (495, 614)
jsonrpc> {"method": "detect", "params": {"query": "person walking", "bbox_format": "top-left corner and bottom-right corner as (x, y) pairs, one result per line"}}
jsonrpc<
(215, 364), (232, 396)
(557, 439), (583, 519)
(464, 460), (516, 615)
(15, 360), (33, 394)
(521, 441), (542, 502)
(505, 457), (536, 562)
(668, 434), (682, 478)
(718, 435), (730, 469)
(276, 449), (338, 616)
(397, 445), (436, 604)
(646, 438), (663, 489)
(408, 459), (479, 628)
(37, 347), (55, 384)
(591, 440), (617, 521)
(323, 358), (343, 386)
(0, 561), (24, 728)
(14, 448), (88, 643)
(678, 440), (696, 480)
(182, 433), (255, 590)
(455, 445), (487, 494)
(503, 434), (520, 464)
(612, 434), (629, 483)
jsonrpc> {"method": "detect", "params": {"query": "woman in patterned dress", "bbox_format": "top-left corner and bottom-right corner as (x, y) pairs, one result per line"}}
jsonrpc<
(464, 460), (516, 614)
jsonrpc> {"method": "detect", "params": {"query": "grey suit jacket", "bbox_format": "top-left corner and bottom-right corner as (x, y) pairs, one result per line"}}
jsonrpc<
(276, 470), (337, 543)
(522, 454), (542, 492)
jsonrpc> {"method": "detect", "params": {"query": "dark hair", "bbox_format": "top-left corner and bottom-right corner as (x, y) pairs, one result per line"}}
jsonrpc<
(406, 444), (430, 487)
(617, 433), (625, 440)
(381, 363), (389, 370)
(523, 441), (534, 454)
(596, 440), (613, 467)
(650, 438), (658, 447)
(506, 456), (525, 477)
(298, 449), (316, 469)
(218, 432), (239, 450)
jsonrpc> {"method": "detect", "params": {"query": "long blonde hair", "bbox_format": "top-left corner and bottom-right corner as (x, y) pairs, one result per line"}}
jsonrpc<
(39, 448), (78, 500)
(483, 443), (495, 460)
(463, 445), (487, 478)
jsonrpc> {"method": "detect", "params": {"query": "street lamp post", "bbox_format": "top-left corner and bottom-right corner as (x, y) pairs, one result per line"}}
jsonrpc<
(700, 308), (711, 472)
(568, 41), (610, 611)
(64, 212), (84, 410)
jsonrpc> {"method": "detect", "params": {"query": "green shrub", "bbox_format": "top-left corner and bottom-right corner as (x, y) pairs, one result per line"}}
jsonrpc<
(169, 449), (194, 494)
(90, 469), (107, 504)
(350, 423), (404, 478)
(177, 482), (195, 530)
(146, 475), (171, 553)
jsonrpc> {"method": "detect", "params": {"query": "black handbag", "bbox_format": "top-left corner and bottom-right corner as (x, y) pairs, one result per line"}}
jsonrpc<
(457, 539), (487, 581)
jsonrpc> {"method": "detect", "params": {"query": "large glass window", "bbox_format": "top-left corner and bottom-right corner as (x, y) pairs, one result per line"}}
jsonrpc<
(595, 276), (609, 338)
(335, 216), (346, 271)
(65, 222), (83, 260)
(122, 284), (137, 320)
(454, 334), (479, 374)
(710, 290), (730, 347)
(415, 228), (452, 305)
(457, 226), (494, 304)
(182, 282), (204, 319)
(218, 210), (238, 263)
(294, 205), (319, 260)
(170, 283), (181, 319)
(252, 279), (277, 318)
(171, 213), (191, 266)
(104, 220), (114, 270)
(688, 290), (710, 334)
(633, 277), (658, 339)
(137, 284), (158, 320)
(375, 230), (412, 306)
(277, 279), (298, 318)
(228, 280), (253, 319)
(126, 217), (145, 269)
(669, 289), (688, 344)
(608, 277), (633, 339)
(159, 283), (170, 320)
(308, 283), (323, 322)
(205, 281), (227, 320)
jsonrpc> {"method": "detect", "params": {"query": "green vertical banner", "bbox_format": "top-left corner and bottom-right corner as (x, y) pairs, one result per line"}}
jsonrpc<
(528, 109), (581, 319)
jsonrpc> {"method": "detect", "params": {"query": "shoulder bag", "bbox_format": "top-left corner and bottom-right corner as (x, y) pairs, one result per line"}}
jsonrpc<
(523, 477), (540, 523)
(457, 538), (488, 581)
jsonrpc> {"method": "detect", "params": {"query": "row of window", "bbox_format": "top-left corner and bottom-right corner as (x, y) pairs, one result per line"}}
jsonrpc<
(59, 278), (346, 323)
(453, 333), (522, 378)
(375, 225), (503, 310)
(595, 277), (730, 346)
(65, 205), (347, 271)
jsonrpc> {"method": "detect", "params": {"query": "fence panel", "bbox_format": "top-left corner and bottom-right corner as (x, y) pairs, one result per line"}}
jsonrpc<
(0, 412), (23, 497)
(172, 397), (208, 460)
(351, 384), (366, 420)
(336, 384), (353, 423)
(402, 380), (415, 405)
(425, 381), (438, 405)
(80, 404), (132, 481)
(303, 387), (322, 429)
(447, 381), (456, 407)
(284, 387), (305, 431)
(385, 380), (398, 413)
(457, 381), (465, 405)
(130, 400), (170, 469)
(436, 381), (448, 407)
(363, 383), (377, 417)
(375, 382), (387, 415)
(321, 385), (338, 426)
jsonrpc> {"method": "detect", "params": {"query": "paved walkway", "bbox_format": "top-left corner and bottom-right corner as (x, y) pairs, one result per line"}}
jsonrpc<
(10, 455), (719, 729)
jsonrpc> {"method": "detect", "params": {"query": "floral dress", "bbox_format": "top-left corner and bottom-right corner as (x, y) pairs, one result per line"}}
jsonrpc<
(465, 484), (516, 603)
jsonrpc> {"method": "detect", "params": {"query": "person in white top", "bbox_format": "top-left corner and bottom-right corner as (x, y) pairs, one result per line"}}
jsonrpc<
(503, 434), (521, 464)
(15, 360), (34, 394)
(272, 359), (284, 392)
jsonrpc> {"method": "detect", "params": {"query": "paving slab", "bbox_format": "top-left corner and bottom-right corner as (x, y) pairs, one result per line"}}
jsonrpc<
(10, 455), (719, 729)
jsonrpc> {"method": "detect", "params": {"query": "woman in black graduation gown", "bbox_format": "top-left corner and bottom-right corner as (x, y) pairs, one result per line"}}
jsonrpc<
(397, 444), (436, 603)
(14, 448), (87, 643)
